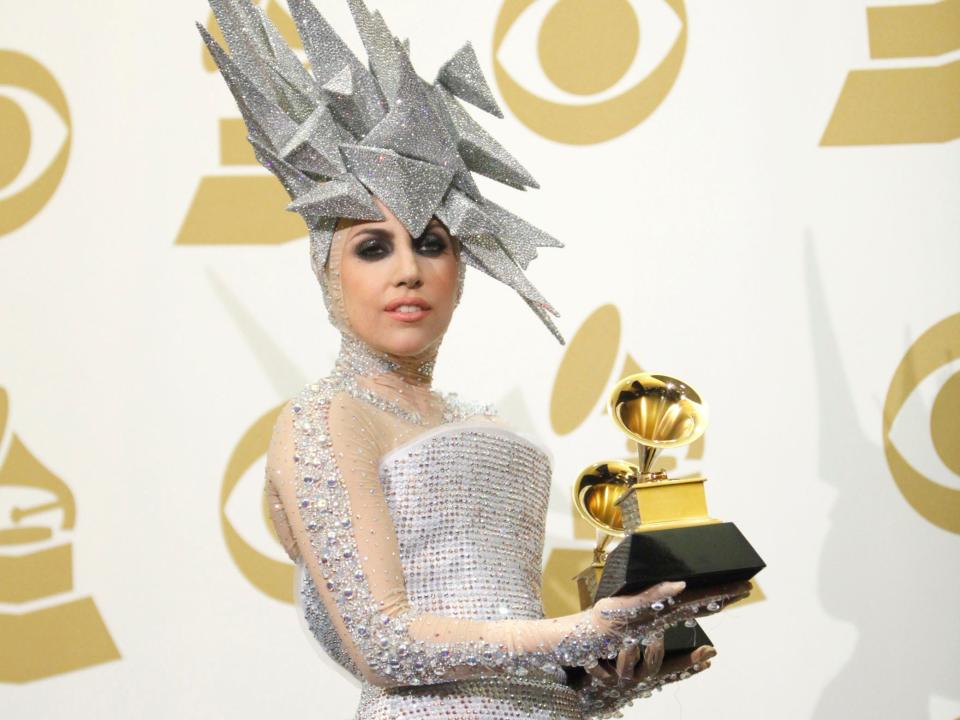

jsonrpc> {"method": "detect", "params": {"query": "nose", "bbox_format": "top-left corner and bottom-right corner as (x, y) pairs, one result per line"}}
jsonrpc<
(394, 237), (422, 289)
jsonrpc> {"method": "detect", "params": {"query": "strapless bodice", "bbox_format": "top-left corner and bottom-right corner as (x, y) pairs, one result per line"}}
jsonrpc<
(377, 423), (552, 622)
(298, 423), (554, 673)
(296, 423), (582, 719)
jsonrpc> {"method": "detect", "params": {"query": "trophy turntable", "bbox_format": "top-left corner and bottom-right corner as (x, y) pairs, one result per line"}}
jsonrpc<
(572, 373), (765, 656)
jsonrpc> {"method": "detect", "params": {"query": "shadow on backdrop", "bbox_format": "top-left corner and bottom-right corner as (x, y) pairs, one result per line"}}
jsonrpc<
(805, 236), (956, 718)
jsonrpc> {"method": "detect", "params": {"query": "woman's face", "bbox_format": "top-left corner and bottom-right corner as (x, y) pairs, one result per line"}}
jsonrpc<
(338, 197), (460, 357)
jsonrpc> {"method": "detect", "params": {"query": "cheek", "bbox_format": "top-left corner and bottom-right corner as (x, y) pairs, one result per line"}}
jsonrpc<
(340, 259), (386, 325)
(429, 256), (461, 313)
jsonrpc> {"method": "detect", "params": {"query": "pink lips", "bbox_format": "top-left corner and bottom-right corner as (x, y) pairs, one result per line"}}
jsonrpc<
(384, 296), (432, 323)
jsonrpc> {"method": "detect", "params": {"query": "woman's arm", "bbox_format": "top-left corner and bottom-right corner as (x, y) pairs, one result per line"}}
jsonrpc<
(266, 383), (734, 689)
(265, 475), (299, 562)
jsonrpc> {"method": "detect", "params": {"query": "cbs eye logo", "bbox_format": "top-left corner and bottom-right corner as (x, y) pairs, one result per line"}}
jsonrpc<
(493, 0), (687, 145)
(883, 313), (960, 534)
(221, 404), (294, 604)
(0, 51), (71, 237)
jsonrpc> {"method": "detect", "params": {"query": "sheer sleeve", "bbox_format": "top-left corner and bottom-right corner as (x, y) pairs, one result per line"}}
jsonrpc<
(266, 381), (728, 690)
(265, 474), (299, 562)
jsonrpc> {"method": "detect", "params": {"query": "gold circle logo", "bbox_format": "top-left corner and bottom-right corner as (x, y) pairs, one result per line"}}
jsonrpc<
(550, 304), (622, 434)
(0, 51), (71, 237)
(883, 313), (960, 534)
(493, 0), (687, 145)
(220, 404), (294, 603)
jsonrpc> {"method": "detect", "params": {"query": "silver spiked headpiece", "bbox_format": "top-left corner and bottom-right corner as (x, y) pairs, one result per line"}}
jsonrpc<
(198, 0), (564, 342)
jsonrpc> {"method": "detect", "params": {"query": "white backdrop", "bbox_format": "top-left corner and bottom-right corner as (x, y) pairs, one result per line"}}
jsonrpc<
(1, 1), (958, 718)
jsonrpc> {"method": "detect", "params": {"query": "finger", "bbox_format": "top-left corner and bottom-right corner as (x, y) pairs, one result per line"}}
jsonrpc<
(677, 581), (751, 606)
(638, 637), (665, 680)
(671, 582), (752, 622)
(641, 580), (687, 605)
(691, 645), (717, 665)
(688, 593), (751, 620)
(584, 659), (614, 683)
(600, 581), (687, 615)
(615, 645), (641, 682)
(659, 644), (716, 679)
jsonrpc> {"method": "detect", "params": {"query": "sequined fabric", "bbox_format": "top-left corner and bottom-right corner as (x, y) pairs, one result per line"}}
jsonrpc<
(294, 423), (557, 682)
(378, 426), (551, 625)
(356, 677), (582, 720)
(267, 341), (745, 719)
(302, 423), (582, 718)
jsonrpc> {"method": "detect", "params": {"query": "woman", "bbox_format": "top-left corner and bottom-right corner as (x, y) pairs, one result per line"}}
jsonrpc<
(200, 0), (748, 716)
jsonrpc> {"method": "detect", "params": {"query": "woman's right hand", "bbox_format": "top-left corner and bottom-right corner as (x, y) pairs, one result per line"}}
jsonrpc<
(589, 580), (688, 635)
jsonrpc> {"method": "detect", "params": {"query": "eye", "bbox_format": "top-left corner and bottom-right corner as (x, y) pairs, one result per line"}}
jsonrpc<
(495, 0), (683, 105)
(0, 50), (72, 236)
(887, 356), (960, 491)
(354, 235), (392, 260)
(882, 312), (960, 533)
(221, 404), (296, 604)
(414, 231), (449, 257)
(492, 0), (687, 143)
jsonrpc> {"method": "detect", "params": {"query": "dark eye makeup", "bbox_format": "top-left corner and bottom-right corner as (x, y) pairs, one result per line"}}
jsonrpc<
(354, 234), (391, 260)
(414, 230), (450, 257)
(352, 226), (451, 261)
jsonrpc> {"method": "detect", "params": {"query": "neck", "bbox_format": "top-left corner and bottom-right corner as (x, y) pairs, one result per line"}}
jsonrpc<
(334, 334), (436, 387)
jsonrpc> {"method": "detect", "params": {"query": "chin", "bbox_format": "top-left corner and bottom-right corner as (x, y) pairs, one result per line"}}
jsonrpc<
(375, 327), (442, 357)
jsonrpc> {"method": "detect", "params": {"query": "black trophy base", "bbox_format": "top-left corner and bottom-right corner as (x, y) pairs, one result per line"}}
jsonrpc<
(595, 521), (765, 600)
(664, 621), (712, 656)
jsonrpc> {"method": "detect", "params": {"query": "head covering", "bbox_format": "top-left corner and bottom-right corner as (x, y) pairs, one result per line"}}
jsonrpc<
(198, 0), (564, 343)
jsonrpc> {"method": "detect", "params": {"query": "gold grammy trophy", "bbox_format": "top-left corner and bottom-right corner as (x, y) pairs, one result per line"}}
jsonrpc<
(572, 373), (764, 653)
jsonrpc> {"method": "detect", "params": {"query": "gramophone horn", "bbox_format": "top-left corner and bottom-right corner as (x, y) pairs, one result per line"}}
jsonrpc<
(571, 460), (641, 539)
(608, 373), (708, 475)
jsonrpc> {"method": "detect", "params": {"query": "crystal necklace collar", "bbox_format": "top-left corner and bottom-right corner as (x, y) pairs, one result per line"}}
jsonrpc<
(334, 335), (436, 386)
(332, 336), (440, 426)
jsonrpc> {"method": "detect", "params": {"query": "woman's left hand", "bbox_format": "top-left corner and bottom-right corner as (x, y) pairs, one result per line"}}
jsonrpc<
(577, 579), (754, 693)
(582, 640), (716, 691)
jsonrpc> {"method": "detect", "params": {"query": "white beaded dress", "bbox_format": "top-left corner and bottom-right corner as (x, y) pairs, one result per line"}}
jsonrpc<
(265, 337), (736, 720)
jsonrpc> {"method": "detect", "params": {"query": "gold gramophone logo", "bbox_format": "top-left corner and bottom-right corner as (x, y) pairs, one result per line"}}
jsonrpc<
(821, 0), (960, 145)
(883, 312), (960, 534)
(177, 0), (306, 247)
(0, 50), (71, 237)
(221, 403), (294, 604)
(493, 0), (687, 144)
(0, 387), (120, 683)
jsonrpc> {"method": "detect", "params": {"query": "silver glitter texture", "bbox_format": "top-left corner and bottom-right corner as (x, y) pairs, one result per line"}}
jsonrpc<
(436, 42), (504, 119)
(356, 677), (582, 719)
(286, 341), (744, 718)
(289, 174), (383, 226)
(341, 145), (455, 237)
(198, 0), (564, 341)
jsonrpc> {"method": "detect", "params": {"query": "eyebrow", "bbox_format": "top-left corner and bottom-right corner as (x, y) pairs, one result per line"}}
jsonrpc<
(425, 220), (451, 236)
(351, 222), (450, 243)
(351, 227), (393, 243)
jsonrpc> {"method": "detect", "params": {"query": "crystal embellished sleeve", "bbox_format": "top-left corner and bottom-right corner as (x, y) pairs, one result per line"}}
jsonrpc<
(267, 381), (708, 689)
